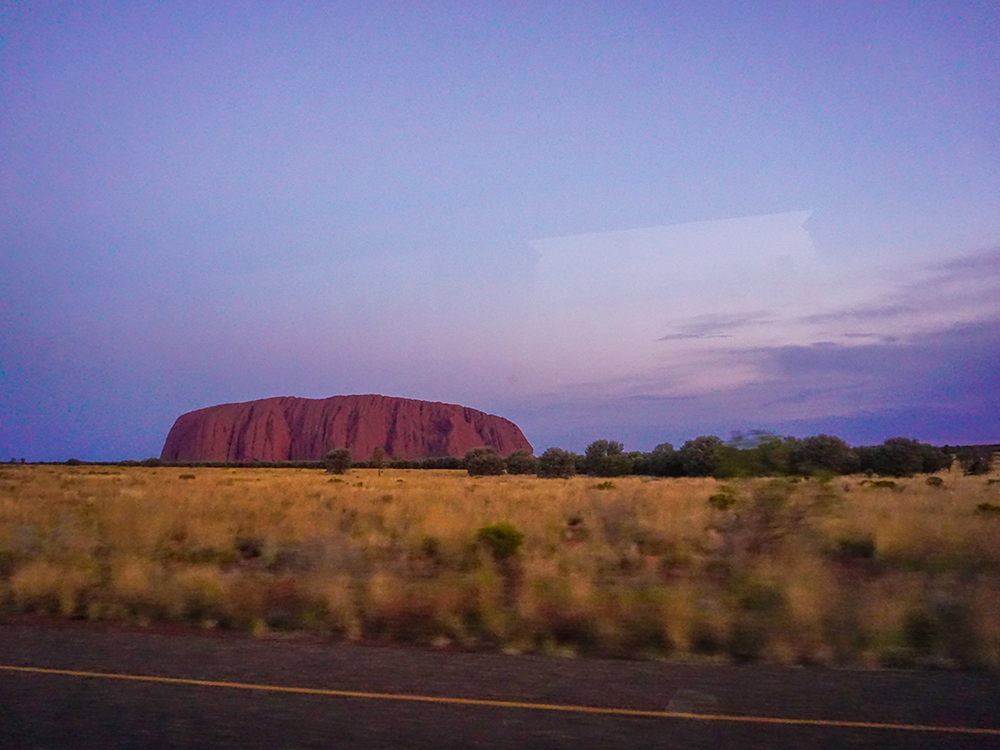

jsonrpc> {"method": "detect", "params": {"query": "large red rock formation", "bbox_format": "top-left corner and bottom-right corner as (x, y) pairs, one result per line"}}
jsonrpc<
(160, 395), (533, 462)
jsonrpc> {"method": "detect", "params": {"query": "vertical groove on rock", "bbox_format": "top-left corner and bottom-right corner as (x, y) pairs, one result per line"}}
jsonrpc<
(384, 399), (400, 457)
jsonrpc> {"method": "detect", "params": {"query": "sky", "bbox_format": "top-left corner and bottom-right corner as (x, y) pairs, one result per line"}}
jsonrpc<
(2, 0), (998, 461)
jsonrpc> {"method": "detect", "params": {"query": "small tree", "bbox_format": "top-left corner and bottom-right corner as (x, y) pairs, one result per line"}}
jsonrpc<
(325, 448), (353, 474)
(505, 448), (537, 475)
(646, 442), (682, 477)
(920, 444), (952, 474)
(583, 439), (633, 476)
(537, 447), (577, 478)
(861, 437), (926, 477)
(799, 434), (859, 475)
(959, 448), (993, 476)
(679, 436), (723, 477)
(370, 445), (385, 476)
(757, 435), (796, 476)
(465, 447), (506, 476)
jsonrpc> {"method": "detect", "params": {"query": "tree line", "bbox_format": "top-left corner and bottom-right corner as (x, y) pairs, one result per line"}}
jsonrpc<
(458, 434), (995, 479)
(80, 435), (992, 478)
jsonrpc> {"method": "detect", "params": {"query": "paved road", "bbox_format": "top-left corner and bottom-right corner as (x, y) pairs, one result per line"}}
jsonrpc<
(1, 620), (998, 749)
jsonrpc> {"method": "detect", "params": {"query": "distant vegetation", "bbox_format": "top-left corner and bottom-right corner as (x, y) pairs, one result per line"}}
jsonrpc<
(2, 463), (999, 668)
(41, 435), (995, 480)
(464, 447), (506, 477)
(324, 449), (353, 475)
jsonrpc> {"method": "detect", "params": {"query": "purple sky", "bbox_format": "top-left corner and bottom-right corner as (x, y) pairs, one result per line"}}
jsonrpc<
(2, 1), (998, 460)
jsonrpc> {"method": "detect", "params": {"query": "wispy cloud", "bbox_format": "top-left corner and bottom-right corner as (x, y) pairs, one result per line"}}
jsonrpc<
(657, 311), (775, 341)
(800, 304), (918, 325)
(933, 246), (1000, 279)
(511, 244), (1000, 447)
(512, 314), (1000, 448)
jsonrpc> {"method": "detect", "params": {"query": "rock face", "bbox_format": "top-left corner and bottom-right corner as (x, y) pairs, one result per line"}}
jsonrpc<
(160, 395), (533, 463)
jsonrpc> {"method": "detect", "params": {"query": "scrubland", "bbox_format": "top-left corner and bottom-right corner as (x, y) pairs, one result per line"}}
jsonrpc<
(2, 464), (999, 669)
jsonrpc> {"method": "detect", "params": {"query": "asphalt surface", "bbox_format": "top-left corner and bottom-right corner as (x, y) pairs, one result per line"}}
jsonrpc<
(1, 620), (998, 749)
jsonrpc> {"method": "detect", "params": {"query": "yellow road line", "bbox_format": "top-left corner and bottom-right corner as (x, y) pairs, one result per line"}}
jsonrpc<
(2, 664), (998, 736)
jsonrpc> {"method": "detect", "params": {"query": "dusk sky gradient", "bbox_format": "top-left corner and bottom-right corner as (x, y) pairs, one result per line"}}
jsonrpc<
(2, 1), (998, 460)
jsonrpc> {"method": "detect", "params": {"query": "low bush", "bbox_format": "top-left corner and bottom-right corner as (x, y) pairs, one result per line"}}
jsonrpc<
(505, 449), (537, 475)
(465, 447), (506, 477)
(537, 448), (577, 478)
(837, 535), (876, 560)
(325, 449), (353, 475)
(707, 486), (737, 511)
(475, 523), (524, 561)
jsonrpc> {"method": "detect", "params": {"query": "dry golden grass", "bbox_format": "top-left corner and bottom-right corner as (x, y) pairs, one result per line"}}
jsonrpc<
(1, 464), (998, 667)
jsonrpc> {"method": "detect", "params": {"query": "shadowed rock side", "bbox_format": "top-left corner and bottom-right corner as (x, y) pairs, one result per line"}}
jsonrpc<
(160, 395), (533, 462)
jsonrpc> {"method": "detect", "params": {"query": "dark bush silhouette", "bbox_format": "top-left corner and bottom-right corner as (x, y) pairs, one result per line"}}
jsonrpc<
(759, 435), (798, 475)
(325, 448), (353, 474)
(920, 444), (953, 473)
(679, 436), (723, 477)
(420, 456), (464, 470)
(505, 449), (537, 475)
(958, 448), (993, 476)
(857, 437), (950, 477)
(537, 447), (577, 478)
(465, 447), (506, 476)
(882, 437), (930, 477)
(798, 434), (859, 475)
(645, 442), (682, 477)
(583, 440), (634, 476)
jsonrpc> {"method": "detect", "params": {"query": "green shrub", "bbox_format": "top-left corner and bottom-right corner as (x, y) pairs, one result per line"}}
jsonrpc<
(798, 434), (859, 475)
(505, 449), (537, 475)
(645, 442), (682, 477)
(583, 440), (634, 477)
(926, 476), (944, 487)
(679, 436), (723, 477)
(465, 447), (506, 476)
(537, 447), (577, 478)
(475, 523), (524, 561)
(707, 486), (737, 511)
(959, 449), (993, 476)
(324, 448), (353, 475)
